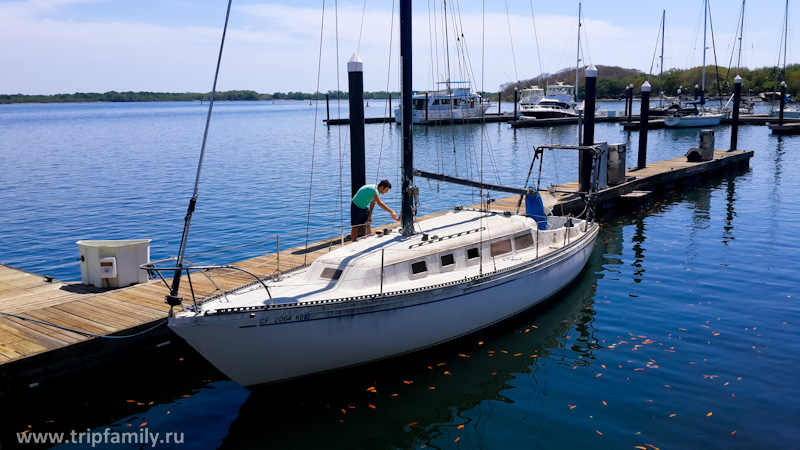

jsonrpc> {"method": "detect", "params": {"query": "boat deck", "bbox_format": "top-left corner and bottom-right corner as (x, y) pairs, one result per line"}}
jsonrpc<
(0, 149), (753, 393)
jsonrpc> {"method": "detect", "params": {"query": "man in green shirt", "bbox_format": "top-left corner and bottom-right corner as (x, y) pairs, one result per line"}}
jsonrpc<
(351, 179), (399, 242)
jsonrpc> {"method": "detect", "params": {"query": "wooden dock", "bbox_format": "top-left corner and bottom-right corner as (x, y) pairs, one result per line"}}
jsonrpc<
(0, 149), (753, 394)
(621, 118), (667, 130)
(509, 115), (623, 128)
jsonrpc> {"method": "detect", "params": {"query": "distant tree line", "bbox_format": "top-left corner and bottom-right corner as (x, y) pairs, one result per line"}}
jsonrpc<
(8, 62), (799, 105)
(0, 89), (401, 104)
(498, 64), (800, 100)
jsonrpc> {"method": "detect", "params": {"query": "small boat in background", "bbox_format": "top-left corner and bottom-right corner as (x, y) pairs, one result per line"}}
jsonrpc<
(665, 0), (722, 128)
(664, 112), (723, 127)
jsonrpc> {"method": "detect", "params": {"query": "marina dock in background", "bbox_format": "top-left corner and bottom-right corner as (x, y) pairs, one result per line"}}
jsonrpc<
(325, 112), (800, 128)
(0, 147), (753, 394)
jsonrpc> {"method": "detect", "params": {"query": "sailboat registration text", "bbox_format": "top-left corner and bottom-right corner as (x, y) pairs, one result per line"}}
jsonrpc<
(260, 314), (310, 324)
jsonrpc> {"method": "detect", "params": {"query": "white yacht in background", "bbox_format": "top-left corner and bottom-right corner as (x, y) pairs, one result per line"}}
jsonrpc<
(393, 80), (489, 124)
(518, 82), (578, 119)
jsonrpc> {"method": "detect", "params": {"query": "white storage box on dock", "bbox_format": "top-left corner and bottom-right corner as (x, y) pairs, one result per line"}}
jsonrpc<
(77, 239), (150, 288)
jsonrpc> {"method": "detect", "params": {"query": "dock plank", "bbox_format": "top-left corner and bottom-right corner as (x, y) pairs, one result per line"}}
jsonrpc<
(53, 301), (142, 330)
(0, 318), (71, 350)
(4, 316), (87, 346)
(25, 309), (115, 336)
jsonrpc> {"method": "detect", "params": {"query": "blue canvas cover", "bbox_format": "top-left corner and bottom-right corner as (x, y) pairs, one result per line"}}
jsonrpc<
(525, 193), (548, 230)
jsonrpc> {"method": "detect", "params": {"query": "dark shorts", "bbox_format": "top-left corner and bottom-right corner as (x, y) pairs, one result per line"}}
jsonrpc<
(351, 203), (369, 227)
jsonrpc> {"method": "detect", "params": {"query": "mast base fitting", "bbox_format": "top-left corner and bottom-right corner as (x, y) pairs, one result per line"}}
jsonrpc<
(165, 295), (183, 307)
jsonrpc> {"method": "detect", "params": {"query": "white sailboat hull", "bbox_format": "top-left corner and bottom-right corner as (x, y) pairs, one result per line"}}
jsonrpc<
(169, 224), (598, 387)
(664, 113), (723, 127)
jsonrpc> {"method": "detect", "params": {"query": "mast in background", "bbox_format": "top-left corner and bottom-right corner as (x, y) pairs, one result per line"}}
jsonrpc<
(400, 0), (415, 236)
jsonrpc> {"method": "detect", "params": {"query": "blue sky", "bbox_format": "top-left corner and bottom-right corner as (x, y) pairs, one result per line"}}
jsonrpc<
(0, 0), (793, 95)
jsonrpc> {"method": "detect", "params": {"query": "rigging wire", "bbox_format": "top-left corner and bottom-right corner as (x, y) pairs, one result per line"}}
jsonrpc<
(707, 0), (725, 106)
(334, 0), (346, 247)
(648, 16), (663, 83)
(356, 0), (368, 54)
(450, 0), (501, 186)
(724, 0), (746, 79)
(374, 0), (396, 186)
(504, 0), (520, 85)
(529, 0), (546, 87)
(304, 0), (327, 259)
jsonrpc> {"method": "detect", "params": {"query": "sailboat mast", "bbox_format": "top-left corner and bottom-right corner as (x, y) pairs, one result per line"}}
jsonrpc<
(400, 0), (415, 236)
(575, 2), (582, 103)
(659, 10), (665, 106)
(701, 0), (707, 105)
(736, 1), (746, 74)
(783, 0), (789, 81)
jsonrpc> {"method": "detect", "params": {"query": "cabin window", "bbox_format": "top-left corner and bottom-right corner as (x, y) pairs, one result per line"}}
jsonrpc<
(411, 261), (428, 275)
(490, 239), (512, 257)
(453, 99), (460, 107)
(440, 254), (455, 267)
(467, 247), (480, 260)
(320, 267), (343, 280)
(514, 232), (534, 250)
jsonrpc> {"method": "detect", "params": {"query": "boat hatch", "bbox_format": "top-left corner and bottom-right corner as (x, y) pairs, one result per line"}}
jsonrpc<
(320, 267), (343, 280)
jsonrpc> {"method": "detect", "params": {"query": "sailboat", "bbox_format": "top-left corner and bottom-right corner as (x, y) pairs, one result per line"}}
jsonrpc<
(648, 10), (692, 117)
(769, 0), (800, 118)
(161, 0), (600, 387)
(665, 0), (723, 128)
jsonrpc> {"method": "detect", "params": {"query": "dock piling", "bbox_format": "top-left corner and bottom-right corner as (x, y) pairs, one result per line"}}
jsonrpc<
(326, 94), (330, 124)
(638, 81), (651, 170)
(513, 88), (518, 119)
(627, 84), (634, 124)
(731, 75), (741, 151)
(347, 54), (366, 197)
(779, 81), (787, 126)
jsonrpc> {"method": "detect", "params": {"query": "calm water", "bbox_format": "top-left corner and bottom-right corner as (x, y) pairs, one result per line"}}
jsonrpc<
(0, 100), (798, 449)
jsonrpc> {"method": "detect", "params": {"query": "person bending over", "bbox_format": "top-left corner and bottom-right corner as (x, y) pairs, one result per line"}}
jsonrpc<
(351, 179), (399, 242)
